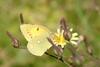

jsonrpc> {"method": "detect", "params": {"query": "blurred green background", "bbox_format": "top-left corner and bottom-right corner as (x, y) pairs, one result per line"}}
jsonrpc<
(0, 0), (100, 67)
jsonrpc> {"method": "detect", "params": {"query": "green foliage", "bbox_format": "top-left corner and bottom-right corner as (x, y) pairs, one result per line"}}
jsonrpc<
(0, 0), (100, 67)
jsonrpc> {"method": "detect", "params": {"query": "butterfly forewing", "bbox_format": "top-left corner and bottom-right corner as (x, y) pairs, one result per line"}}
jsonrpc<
(20, 24), (34, 41)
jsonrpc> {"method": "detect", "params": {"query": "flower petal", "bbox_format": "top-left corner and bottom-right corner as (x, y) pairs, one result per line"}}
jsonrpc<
(72, 33), (78, 37)
(71, 37), (79, 41)
(70, 41), (77, 45)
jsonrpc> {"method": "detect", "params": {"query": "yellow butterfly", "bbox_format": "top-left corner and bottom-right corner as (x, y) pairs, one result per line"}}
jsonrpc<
(20, 24), (52, 56)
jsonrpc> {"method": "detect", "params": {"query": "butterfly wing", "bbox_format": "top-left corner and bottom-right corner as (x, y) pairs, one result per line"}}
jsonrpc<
(20, 24), (52, 56)
(27, 35), (51, 56)
(20, 24), (34, 41)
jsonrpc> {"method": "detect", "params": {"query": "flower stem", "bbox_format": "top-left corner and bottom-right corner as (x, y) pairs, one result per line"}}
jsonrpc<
(45, 52), (73, 67)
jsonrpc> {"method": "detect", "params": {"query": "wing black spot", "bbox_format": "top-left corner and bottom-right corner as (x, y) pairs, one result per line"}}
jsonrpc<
(36, 27), (39, 31)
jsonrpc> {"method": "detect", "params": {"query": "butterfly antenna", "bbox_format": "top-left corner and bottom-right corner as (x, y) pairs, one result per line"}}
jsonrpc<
(19, 13), (24, 24)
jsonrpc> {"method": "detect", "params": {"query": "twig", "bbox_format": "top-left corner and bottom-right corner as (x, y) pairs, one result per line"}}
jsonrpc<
(67, 44), (83, 67)
(19, 13), (24, 24)
(47, 37), (63, 57)
(45, 52), (72, 67)
(6, 31), (20, 48)
(6, 31), (26, 49)
(83, 35), (93, 56)
(60, 18), (70, 40)
(47, 37), (75, 66)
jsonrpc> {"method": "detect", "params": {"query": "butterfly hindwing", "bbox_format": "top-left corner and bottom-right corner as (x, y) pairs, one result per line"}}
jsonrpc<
(27, 35), (51, 56)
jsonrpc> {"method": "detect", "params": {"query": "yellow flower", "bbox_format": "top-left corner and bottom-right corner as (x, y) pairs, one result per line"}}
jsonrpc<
(51, 29), (69, 48)
(50, 27), (80, 48)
